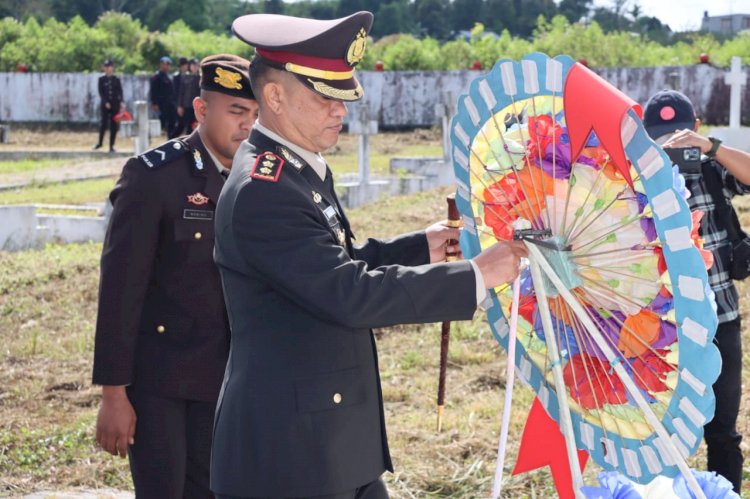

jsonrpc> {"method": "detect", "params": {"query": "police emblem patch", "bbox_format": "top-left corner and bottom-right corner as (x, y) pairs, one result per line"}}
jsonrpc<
(187, 192), (210, 206)
(250, 152), (284, 182)
(214, 67), (243, 90)
(193, 150), (204, 170)
(346, 27), (368, 66)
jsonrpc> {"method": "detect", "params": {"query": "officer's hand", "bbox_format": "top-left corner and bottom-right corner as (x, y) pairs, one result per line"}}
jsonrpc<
(425, 220), (461, 263)
(96, 385), (136, 458)
(177, 106), (184, 117)
(661, 129), (712, 154)
(473, 240), (528, 289)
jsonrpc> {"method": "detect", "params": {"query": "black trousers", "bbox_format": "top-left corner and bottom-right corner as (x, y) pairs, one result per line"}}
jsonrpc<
(215, 477), (389, 499)
(127, 387), (216, 499)
(704, 318), (743, 493)
(97, 104), (119, 149)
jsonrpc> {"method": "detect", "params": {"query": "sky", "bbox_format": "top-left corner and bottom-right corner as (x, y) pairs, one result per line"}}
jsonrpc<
(592, 0), (750, 31)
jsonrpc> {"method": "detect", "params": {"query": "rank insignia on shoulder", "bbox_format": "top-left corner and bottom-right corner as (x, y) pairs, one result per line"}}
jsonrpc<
(277, 146), (305, 171)
(187, 192), (210, 206)
(138, 139), (188, 169)
(250, 152), (284, 182)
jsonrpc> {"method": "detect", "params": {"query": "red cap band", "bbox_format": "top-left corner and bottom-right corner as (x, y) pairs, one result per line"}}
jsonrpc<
(257, 48), (352, 72)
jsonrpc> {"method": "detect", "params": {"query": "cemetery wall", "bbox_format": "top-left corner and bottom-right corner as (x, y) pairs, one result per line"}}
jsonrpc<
(0, 65), (744, 127)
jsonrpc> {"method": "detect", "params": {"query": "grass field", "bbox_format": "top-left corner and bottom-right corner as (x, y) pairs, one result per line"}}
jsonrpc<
(1, 187), (750, 498)
(0, 129), (443, 207)
(1, 125), (749, 497)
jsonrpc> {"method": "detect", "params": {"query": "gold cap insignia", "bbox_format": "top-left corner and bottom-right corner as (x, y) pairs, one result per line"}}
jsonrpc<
(346, 28), (368, 67)
(307, 79), (364, 101)
(214, 67), (243, 90)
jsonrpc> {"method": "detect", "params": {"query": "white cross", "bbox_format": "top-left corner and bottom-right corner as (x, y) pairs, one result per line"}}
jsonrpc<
(349, 103), (378, 184)
(724, 56), (746, 129)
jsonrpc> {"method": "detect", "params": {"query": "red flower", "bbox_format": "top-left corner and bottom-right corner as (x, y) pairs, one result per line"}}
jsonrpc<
(630, 349), (675, 394)
(563, 353), (627, 410)
(526, 115), (562, 165)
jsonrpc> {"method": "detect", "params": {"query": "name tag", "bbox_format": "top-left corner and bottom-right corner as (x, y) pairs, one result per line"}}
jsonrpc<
(322, 206), (337, 222)
(183, 209), (214, 221)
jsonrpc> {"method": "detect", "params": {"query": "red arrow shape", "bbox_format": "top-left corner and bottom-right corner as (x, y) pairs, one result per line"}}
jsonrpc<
(563, 63), (642, 188)
(512, 397), (589, 499)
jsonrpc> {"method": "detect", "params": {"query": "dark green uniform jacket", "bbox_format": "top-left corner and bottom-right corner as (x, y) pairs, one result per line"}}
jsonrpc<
(210, 129), (478, 497)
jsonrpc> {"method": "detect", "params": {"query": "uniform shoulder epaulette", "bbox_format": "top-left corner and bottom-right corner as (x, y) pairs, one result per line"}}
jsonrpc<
(137, 140), (189, 169)
(250, 151), (285, 182)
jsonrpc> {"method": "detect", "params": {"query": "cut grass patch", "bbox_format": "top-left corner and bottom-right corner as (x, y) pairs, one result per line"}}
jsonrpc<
(0, 159), (68, 175)
(0, 178), (115, 205)
(1, 187), (749, 497)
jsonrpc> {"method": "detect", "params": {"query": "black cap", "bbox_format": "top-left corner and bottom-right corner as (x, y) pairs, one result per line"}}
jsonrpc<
(190, 58), (200, 65)
(199, 54), (255, 100)
(179, 57), (189, 66)
(231, 11), (373, 101)
(642, 90), (697, 140)
(103, 59), (114, 67)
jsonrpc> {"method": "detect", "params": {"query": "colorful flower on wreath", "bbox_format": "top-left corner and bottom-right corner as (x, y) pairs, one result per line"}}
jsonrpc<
(482, 168), (553, 240)
(629, 349), (675, 395)
(563, 353), (627, 409)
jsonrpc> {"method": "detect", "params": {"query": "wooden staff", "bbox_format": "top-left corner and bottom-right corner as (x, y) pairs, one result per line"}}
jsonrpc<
(437, 193), (461, 432)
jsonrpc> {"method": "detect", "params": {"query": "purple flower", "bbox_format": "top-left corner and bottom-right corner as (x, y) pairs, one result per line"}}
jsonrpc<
(581, 471), (642, 498)
(673, 470), (739, 498)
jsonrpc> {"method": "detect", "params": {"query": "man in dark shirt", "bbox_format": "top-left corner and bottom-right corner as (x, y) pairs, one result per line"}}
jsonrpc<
(150, 56), (177, 138)
(177, 58), (201, 135)
(93, 59), (123, 153)
(643, 89), (750, 494)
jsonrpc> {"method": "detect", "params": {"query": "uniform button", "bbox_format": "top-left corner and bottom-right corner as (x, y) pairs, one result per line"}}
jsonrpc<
(156, 325), (166, 334)
(333, 393), (342, 404)
(194, 232), (202, 240)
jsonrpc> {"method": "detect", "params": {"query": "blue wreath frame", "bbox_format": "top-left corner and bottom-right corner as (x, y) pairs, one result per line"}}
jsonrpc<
(450, 52), (720, 483)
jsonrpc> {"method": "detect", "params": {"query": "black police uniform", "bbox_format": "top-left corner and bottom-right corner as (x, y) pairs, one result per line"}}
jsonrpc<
(93, 130), (230, 498)
(150, 69), (177, 137)
(210, 129), (478, 498)
(96, 73), (123, 151)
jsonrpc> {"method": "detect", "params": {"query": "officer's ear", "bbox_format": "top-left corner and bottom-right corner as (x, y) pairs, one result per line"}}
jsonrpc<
(694, 118), (701, 132)
(262, 81), (285, 115)
(193, 95), (209, 124)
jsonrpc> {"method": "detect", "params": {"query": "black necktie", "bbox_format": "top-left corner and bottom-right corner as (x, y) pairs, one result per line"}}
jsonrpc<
(220, 169), (229, 180)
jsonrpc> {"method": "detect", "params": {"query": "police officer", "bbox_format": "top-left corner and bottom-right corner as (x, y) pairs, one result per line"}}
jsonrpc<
(177, 58), (201, 135)
(93, 54), (258, 499)
(93, 59), (123, 153)
(150, 56), (178, 138)
(210, 12), (526, 499)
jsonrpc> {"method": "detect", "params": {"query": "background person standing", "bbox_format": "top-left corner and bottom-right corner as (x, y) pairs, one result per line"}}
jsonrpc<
(93, 59), (122, 153)
(150, 56), (177, 137)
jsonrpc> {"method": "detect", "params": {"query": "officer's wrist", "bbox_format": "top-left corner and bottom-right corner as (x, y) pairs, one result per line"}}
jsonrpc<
(101, 385), (128, 399)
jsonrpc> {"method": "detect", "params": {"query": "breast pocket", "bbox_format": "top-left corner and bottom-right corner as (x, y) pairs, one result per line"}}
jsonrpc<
(295, 367), (366, 413)
(174, 218), (215, 263)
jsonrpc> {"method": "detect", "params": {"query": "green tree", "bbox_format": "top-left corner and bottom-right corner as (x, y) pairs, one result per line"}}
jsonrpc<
(450, 0), (484, 33)
(558, 0), (591, 23)
(413, 0), (451, 40)
(373, 0), (414, 37)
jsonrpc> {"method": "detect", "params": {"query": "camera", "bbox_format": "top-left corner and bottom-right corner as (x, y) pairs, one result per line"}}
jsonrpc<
(665, 146), (702, 173)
